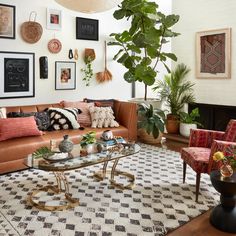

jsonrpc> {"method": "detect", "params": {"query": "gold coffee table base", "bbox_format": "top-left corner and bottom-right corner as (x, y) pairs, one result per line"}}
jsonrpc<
(28, 171), (80, 211)
(94, 159), (135, 190)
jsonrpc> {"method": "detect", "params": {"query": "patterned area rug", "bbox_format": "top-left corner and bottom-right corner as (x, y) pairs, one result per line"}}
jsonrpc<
(0, 144), (219, 236)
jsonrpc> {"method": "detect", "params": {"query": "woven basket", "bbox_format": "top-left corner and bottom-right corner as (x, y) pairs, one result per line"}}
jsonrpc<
(138, 128), (163, 144)
(21, 12), (43, 44)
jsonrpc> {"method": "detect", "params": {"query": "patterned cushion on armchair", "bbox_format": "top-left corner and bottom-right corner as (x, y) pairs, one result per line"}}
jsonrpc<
(224, 119), (236, 142)
(181, 147), (211, 173)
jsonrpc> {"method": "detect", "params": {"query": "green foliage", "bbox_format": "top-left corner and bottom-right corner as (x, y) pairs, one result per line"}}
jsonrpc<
(108, 0), (180, 100)
(32, 147), (53, 159)
(80, 131), (96, 148)
(179, 108), (202, 126)
(153, 63), (195, 116)
(81, 56), (94, 86)
(138, 103), (165, 139)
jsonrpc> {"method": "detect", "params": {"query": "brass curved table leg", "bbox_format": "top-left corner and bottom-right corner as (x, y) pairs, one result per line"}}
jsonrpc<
(94, 160), (109, 181)
(28, 171), (80, 211)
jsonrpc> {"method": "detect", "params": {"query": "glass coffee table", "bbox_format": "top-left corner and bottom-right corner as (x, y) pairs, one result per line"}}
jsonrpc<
(24, 144), (140, 211)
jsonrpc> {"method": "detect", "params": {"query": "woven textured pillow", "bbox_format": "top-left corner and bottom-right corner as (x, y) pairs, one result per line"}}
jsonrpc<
(84, 98), (115, 109)
(48, 108), (81, 130)
(0, 117), (42, 141)
(89, 106), (119, 128)
(61, 101), (94, 127)
(0, 108), (6, 118)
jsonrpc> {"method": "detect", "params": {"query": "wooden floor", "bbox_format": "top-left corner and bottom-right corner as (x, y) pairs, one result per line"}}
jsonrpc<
(156, 139), (236, 236)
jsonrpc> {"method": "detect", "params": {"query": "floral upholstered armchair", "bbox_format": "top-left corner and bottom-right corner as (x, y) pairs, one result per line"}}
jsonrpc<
(181, 119), (236, 202)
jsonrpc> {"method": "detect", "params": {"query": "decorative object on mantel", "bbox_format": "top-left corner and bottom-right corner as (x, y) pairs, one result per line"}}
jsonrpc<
(74, 49), (79, 60)
(81, 48), (95, 86)
(76, 17), (98, 41)
(96, 41), (112, 83)
(0, 3), (15, 39)
(68, 49), (73, 59)
(0, 51), (35, 99)
(48, 38), (62, 53)
(46, 8), (62, 31)
(20, 11), (43, 44)
(196, 28), (231, 79)
(55, 0), (121, 13)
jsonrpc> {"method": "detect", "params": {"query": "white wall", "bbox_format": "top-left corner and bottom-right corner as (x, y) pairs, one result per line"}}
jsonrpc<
(0, 0), (172, 107)
(172, 0), (236, 106)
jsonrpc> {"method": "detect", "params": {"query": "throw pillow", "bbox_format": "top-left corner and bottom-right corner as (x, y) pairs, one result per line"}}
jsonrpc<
(47, 108), (81, 130)
(7, 111), (50, 131)
(0, 108), (6, 118)
(0, 117), (42, 141)
(84, 98), (115, 109)
(89, 106), (119, 128)
(61, 100), (94, 127)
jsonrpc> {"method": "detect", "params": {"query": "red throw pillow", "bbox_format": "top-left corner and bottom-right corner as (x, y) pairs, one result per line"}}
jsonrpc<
(61, 101), (94, 127)
(0, 117), (42, 141)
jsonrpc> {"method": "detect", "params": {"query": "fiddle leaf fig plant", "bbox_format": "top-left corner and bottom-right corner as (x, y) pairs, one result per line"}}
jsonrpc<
(108, 0), (180, 100)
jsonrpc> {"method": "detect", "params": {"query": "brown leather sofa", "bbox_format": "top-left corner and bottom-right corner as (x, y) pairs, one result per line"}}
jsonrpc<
(0, 100), (137, 174)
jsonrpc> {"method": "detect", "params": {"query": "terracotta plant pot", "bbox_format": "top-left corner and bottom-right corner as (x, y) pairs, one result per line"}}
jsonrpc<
(166, 114), (179, 134)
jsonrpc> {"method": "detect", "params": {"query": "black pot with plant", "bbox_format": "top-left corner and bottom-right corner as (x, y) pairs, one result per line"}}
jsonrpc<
(153, 63), (195, 134)
(108, 0), (180, 100)
(138, 103), (165, 144)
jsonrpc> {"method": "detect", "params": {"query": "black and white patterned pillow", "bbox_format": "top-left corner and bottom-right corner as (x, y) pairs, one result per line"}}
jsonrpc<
(47, 108), (81, 130)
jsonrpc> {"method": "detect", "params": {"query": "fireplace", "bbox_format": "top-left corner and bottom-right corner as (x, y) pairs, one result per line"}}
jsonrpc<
(188, 103), (236, 131)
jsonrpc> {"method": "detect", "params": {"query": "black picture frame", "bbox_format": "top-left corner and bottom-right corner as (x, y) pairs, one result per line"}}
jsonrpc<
(55, 61), (76, 90)
(76, 17), (99, 41)
(0, 51), (35, 99)
(0, 4), (16, 39)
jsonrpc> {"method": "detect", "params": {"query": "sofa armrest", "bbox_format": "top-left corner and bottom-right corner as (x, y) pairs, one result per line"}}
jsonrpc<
(189, 129), (225, 148)
(114, 100), (137, 141)
(208, 140), (236, 173)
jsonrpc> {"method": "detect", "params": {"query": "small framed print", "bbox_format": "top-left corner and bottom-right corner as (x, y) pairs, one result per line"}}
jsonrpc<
(55, 61), (76, 90)
(47, 8), (62, 30)
(196, 28), (231, 79)
(0, 51), (35, 99)
(0, 4), (15, 39)
(76, 17), (98, 41)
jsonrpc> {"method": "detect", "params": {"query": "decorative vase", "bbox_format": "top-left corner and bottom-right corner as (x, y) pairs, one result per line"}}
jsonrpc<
(59, 135), (74, 153)
(180, 123), (197, 137)
(220, 163), (233, 178)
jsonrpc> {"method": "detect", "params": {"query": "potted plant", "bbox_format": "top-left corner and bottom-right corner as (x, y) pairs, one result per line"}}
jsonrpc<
(80, 131), (97, 154)
(179, 108), (202, 137)
(138, 103), (165, 144)
(108, 0), (180, 101)
(153, 63), (195, 134)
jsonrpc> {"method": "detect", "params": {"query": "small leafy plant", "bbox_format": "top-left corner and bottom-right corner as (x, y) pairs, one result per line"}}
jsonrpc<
(80, 131), (96, 148)
(32, 147), (53, 159)
(81, 56), (94, 86)
(179, 108), (202, 126)
(138, 103), (165, 139)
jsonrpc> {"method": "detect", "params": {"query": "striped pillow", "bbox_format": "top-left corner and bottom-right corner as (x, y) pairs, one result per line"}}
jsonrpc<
(61, 101), (94, 127)
(0, 117), (42, 141)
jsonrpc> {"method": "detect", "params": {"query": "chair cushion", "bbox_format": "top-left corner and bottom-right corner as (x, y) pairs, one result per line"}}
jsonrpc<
(181, 147), (211, 173)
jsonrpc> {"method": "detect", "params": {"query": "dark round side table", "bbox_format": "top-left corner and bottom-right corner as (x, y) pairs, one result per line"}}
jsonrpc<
(210, 170), (236, 233)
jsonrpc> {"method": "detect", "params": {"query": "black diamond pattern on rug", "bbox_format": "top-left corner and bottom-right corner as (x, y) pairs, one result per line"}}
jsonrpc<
(0, 143), (219, 235)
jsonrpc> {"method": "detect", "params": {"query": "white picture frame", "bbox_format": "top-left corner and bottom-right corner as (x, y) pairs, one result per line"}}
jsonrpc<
(47, 8), (62, 30)
(55, 61), (76, 90)
(0, 51), (35, 99)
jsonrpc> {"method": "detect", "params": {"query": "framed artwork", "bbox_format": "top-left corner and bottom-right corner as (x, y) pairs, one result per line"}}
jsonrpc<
(196, 28), (231, 79)
(47, 8), (62, 30)
(76, 17), (99, 41)
(0, 4), (15, 39)
(0, 51), (35, 99)
(55, 61), (76, 90)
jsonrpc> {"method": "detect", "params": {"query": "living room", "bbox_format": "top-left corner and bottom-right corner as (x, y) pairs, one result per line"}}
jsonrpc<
(0, 0), (236, 235)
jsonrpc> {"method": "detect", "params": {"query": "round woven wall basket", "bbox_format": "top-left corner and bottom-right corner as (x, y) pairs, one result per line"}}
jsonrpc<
(21, 12), (43, 44)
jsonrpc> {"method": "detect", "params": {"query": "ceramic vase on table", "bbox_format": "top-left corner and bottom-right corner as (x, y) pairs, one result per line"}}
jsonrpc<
(59, 135), (74, 153)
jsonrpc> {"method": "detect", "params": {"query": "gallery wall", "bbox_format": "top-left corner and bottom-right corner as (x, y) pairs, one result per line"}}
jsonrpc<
(0, 0), (172, 107)
(172, 0), (236, 106)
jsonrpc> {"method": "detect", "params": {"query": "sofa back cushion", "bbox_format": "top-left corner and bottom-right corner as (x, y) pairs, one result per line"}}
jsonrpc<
(0, 117), (42, 141)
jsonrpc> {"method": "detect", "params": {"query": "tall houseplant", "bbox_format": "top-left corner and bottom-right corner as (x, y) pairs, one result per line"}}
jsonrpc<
(153, 63), (195, 134)
(108, 0), (180, 100)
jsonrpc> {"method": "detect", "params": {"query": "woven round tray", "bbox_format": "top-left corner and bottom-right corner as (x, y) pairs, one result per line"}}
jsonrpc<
(48, 39), (62, 53)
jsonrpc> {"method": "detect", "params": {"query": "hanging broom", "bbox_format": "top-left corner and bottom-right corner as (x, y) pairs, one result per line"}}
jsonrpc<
(96, 41), (112, 83)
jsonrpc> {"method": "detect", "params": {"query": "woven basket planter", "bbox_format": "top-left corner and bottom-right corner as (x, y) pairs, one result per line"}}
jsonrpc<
(138, 128), (162, 144)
